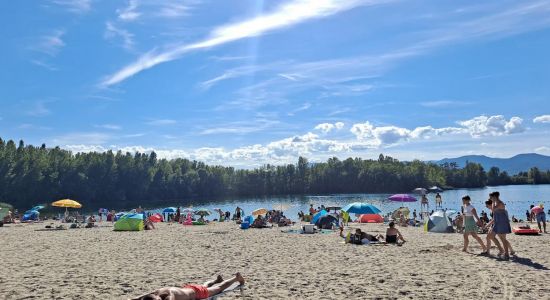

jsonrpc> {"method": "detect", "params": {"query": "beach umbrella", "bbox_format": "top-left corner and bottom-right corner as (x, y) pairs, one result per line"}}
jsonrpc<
(182, 207), (194, 214)
(412, 188), (427, 195)
(52, 199), (82, 208)
(195, 209), (211, 216)
(252, 208), (268, 216)
(30, 205), (45, 211)
(163, 207), (177, 213)
(388, 194), (417, 202)
(428, 186), (443, 193)
(342, 202), (381, 214)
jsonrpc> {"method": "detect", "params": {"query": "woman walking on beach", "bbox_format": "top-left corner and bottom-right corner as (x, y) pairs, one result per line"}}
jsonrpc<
(481, 199), (504, 257)
(490, 192), (514, 259)
(461, 195), (487, 253)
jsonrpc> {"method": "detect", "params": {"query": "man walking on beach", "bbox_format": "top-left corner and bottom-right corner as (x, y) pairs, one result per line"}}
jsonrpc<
(531, 204), (547, 233)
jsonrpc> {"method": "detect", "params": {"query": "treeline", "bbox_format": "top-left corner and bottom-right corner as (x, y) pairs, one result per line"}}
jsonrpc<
(1, 138), (549, 210)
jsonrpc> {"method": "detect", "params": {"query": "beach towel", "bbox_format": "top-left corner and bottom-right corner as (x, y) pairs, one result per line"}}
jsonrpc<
(206, 282), (244, 300)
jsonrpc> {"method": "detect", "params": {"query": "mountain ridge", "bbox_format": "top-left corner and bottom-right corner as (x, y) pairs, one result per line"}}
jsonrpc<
(434, 153), (550, 174)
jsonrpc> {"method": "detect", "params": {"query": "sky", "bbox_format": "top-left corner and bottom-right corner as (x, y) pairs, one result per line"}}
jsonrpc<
(1, 0), (550, 168)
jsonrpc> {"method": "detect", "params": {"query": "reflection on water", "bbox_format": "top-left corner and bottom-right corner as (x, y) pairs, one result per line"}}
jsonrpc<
(147, 185), (550, 221)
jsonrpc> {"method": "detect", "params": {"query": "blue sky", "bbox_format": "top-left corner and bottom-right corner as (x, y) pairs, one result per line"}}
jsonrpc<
(1, 0), (550, 167)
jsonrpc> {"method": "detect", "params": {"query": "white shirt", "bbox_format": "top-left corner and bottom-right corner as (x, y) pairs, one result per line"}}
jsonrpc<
(463, 204), (474, 217)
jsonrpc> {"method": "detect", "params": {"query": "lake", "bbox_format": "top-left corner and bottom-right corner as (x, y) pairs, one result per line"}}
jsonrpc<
(146, 184), (550, 221)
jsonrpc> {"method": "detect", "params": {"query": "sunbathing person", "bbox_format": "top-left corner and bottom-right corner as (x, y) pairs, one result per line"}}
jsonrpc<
(85, 215), (96, 228)
(385, 222), (406, 244)
(132, 273), (245, 300)
(340, 227), (383, 244)
(251, 215), (267, 228)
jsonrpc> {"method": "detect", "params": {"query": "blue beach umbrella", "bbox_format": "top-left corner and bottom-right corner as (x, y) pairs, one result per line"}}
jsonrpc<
(162, 207), (177, 213)
(342, 202), (381, 215)
(30, 205), (45, 211)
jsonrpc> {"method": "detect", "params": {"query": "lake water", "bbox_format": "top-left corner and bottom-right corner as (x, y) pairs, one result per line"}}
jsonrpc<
(146, 184), (550, 221)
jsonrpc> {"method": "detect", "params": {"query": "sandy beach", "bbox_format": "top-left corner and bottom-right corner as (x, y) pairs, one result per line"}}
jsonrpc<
(1, 221), (549, 299)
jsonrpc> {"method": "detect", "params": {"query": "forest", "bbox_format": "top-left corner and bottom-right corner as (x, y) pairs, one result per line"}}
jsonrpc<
(1, 138), (549, 210)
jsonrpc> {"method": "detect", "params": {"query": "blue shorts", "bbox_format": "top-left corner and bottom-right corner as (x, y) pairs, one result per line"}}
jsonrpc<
(536, 213), (546, 223)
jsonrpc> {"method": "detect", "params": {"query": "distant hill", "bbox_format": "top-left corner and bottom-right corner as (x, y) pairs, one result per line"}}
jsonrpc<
(435, 153), (550, 175)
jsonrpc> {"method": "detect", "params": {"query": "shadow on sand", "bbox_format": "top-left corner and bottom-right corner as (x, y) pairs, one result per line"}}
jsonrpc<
(480, 254), (549, 270)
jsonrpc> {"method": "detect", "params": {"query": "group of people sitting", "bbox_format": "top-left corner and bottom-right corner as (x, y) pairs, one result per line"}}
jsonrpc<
(340, 222), (406, 245)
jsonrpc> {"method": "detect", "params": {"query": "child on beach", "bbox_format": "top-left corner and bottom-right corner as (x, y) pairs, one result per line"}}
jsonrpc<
(132, 273), (245, 300)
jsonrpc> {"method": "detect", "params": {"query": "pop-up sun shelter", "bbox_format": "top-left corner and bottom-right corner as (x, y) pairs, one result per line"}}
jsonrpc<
(359, 214), (383, 223)
(315, 215), (338, 229)
(21, 210), (40, 222)
(424, 210), (453, 233)
(114, 213), (144, 231)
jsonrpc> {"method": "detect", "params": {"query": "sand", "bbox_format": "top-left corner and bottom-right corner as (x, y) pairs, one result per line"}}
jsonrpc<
(1, 221), (550, 299)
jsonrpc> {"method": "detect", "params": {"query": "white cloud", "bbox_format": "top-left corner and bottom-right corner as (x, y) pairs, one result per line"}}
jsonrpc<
(30, 60), (58, 71)
(95, 124), (122, 130)
(26, 101), (52, 117)
(287, 102), (312, 116)
(198, 1), (550, 103)
(350, 122), (411, 147)
(52, 132), (113, 145)
(101, 0), (382, 86)
(458, 115), (525, 137)
(199, 119), (279, 135)
(314, 122), (345, 133)
(104, 22), (135, 50)
(535, 146), (550, 153)
(57, 115), (533, 167)
(533, 115), (550, 123)
(145, 119), (178, 126)
(117, 0), (141, 21)
(420, 100), (471, 108)
(33, 30), (66, 57)
(51, 0), (92, 14)
(155, 1), (191, 18)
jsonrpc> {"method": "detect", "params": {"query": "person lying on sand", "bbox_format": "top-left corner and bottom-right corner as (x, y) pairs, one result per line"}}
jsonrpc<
(132, 273), (245, 300)
(385, 222), (406, 245)
(339, 227), (383, 244)
(251, 215), (267, 228)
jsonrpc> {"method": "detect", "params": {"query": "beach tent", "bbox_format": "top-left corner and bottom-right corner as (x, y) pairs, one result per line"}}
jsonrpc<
(243, 215), (254, 224)
(114, 212), (127, 221)
(0, 202), (13, 220)
(359, 214), (383, 223)
(392, 207), (410, 220)
(424, 210), (453, 233)
(315, 215), (338, 229)
(21, 210), (39, 222)
(149, 213), (163, 223)
(311, 210), (327, 224)
(114, 213), (144, 231)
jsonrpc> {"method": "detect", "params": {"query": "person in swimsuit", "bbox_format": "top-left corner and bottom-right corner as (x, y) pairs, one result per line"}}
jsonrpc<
(480, 199), (504, 257)
(531, 204), (547, 233)
(461, 196), (487, 253)
(339, 228), (383, 244)
(385, 222), (405, 244)
(133, 273), (245, 300)
(435, 193), (442, 209)
(490, 192), (514, 260)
